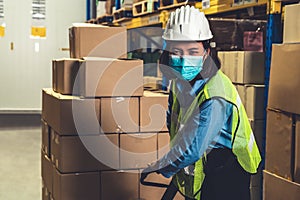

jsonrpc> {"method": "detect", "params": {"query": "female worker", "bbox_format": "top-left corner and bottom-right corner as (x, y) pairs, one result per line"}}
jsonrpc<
(142, 5), (261, 200)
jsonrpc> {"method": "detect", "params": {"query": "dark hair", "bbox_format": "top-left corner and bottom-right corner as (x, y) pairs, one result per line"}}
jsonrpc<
(200, 40), (221, 79)
(159, 40), (221, 80)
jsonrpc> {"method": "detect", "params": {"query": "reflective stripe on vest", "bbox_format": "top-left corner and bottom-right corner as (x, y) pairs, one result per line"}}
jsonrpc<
(169, 70), (261, 199)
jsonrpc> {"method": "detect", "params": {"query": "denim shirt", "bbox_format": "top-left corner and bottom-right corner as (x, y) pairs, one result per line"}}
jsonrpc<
(157, 78), (234, 178)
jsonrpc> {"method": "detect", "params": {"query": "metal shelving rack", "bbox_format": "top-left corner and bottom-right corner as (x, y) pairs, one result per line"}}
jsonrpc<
(115, 0), (269, 29)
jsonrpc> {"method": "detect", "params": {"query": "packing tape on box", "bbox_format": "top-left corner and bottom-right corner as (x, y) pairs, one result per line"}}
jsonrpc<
(116, 97), (125, 103)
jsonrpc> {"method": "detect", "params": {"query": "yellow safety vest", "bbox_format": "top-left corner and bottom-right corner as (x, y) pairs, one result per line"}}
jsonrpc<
(169, 70), (261, 199)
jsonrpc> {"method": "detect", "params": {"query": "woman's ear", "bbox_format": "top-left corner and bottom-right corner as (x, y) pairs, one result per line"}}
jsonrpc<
(204, 48), (211, 59)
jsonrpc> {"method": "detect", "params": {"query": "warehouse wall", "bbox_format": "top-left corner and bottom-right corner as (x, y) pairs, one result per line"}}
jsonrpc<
(0, 0), (86, 112)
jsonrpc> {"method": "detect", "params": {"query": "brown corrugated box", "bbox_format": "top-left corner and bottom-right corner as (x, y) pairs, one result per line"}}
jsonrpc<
(42, 89), (100, 135)
(51, 131), (119, 173)
(53, 167), (100, 200)
(218, 51), (227, 76)
(78, 58), (143, 97)
(283, 4), (300, 44)
(42, 183), (51, 200)
(158, 132), (170, 159)
(69, 24), (127, 59)
(105, 0), (115, 15)
(140, 91), (168, 132)
(101, 97), (139, 133)
(101, 170), (139, 200)
(42, 153), (53, 194)
(265, 108), (294, 179)
(52, 58), (81, 95)
(263, 170), (300, 200)
(217, 51), (265, 84)
(42, 120), (51, 157)
(236, 84), (265, 120)
(234, 51), (265, 84)
(268, 43), (300, 115)
(143, 76), (162, 91)
(139, 171), (184, 200)
(120, 133), (157, 169)
(294, 116), (300, 183)
(209, 18), (266, 51)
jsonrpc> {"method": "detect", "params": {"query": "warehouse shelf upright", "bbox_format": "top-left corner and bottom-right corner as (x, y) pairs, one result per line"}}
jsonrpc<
(263, 0), (283, 170)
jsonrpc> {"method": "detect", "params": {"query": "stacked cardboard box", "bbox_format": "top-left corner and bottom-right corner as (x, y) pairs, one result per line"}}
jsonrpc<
(264, 4), (300, 198)
(218, 50), (265, 200)
(264, 5), (300, 198)
(209, 19), (266, 51)
(283, 4), (300, 44)
(42, 24), (184, 200)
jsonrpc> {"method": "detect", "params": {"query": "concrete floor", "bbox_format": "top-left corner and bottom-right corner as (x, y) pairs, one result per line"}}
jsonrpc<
(0, 126), (41, 200)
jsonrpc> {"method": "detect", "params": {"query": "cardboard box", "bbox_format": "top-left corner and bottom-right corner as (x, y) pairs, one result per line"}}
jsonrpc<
(265, 109), (293, 179)
(249, 119), (264, 155)
(283, 4), (300, 44)
(96, 1), (106, 17)
(122, 0), (134, 7)
(101, 170), (139, 200)
(243, 31), (264, 52)
(218, 51), (234, 79)
(139, 171), (184, 200)
(42, 153), (53, 194)
(51, 131), (119, 173)
(236, 84), (265, 120)
(263, 170), (300, 200)
(218, 51), (227, 76)
(53, 168), (100, 200)
(52, 59), (81, 95)
(105, 0), (115, 15)
(69, 24), (127, 59)
(120, 133), (157, 169)
(268, 43), (300, 115)
(78, 58), (143, 97)
(209, 19), (266, 51)
(236, 51), (264, 84)
(143, 76), (162, 90)
(42, 120), (51, 157)
(158, 132), (170, 159)
(42, 182), (51, 200)
(42, 89), (101, 135)
(101, 97), (139, 133)
(218, 51), (265, 84)
(294, 116), (300, 183)
(140, 91), (168, 132)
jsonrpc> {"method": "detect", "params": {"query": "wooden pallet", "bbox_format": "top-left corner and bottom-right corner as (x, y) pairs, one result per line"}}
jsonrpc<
(133, 0), (159, 17)
(113, 7), (133, 23)
(96, 15), (114, 25)
(158, 0), (197, 10)
(86, 18), (97, 24)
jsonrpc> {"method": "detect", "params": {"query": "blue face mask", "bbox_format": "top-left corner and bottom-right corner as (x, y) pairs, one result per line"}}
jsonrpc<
(170, 55), (204, 81)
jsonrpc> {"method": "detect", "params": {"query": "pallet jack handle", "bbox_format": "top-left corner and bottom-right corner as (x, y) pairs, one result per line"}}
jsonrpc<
(140, 172), (178, 200)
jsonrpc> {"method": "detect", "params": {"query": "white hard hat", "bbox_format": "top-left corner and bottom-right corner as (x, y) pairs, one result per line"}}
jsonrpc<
(162, 5), (213, 41)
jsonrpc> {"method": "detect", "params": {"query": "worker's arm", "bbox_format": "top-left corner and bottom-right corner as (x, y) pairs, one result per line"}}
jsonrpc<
(154, 98), (232, 178)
